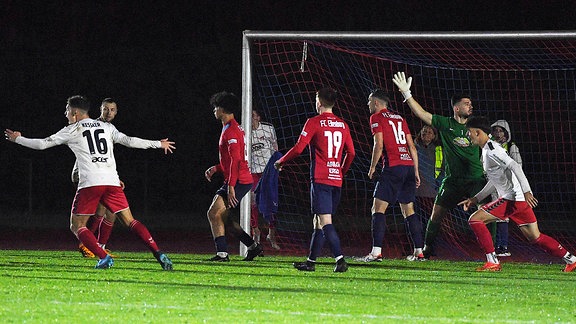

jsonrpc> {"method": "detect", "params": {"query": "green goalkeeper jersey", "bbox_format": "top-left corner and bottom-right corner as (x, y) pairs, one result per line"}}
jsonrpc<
(432, 115), (484, 180)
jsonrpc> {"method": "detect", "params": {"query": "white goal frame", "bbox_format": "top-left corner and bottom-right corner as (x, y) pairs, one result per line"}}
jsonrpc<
(239, 30), (576, 256)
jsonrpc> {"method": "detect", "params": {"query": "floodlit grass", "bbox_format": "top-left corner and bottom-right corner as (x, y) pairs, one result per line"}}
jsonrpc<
(1, 250), (574, 323)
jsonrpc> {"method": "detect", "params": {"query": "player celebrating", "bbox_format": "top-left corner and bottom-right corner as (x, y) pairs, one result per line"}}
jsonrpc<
(459, 116), (576, 272)
(5, 95), (174, 270)
(204, 91), (263, 262)
(393, 72), (488, 259)
(358, 89), (423, 262)
(75, 98), (121, 258)
(274, 87), (355, 272)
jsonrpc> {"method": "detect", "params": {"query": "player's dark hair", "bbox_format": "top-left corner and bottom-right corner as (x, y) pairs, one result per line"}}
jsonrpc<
(101, 97), (116, 106)
(466, 116), (492, 135)
(317, 87), (337, 108)
(210, 91), (239, 115)
(67, 95), (90, 112)
(451, 94), (471, 107)
(370, 89), (391, 107)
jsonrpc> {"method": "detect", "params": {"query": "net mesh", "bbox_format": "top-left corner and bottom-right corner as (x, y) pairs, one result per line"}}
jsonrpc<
(247, 35), (576, 262)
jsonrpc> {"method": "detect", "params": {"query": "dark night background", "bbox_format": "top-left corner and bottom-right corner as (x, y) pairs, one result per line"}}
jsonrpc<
(0, 1), (574, 241)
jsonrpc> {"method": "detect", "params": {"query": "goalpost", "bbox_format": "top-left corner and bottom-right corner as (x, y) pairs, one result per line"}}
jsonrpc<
(241, 31), (576, 261)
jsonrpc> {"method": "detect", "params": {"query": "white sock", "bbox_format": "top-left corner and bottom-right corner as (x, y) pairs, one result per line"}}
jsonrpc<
(335, 255), (343, 262)
(487, 252), (499, 264)
(371, 247), (382, 256)
(414, 248), (423, 255)
(563, 252), (576, 264)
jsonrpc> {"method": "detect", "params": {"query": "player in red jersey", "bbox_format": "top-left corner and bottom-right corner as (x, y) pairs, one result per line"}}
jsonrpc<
(204, 91), (263, 262)
(357, 89), (423, 262)
(275, 87), (355, 272)
(5, 95), (175, 270)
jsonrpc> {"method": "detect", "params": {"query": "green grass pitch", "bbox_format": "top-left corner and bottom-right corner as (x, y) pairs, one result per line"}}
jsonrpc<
(1, 250), (574, 323)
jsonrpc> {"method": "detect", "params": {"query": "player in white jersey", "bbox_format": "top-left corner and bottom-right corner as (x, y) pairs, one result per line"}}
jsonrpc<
(248, 109), (280, 250)
(5, 95), (175, 270)
(73, 98), (121, 258)
(458, 116), (576, 272)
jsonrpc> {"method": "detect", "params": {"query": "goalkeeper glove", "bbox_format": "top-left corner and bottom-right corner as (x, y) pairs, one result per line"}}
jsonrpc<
(392, 72), (413, 101)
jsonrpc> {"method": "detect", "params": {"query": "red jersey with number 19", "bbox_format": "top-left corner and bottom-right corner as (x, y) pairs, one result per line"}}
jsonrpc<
(370, 109), (414, 168)
(277, 112), (355, 187)
(218, 118), (252, 186)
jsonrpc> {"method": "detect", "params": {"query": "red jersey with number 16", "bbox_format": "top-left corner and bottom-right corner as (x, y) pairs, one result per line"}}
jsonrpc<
(370, 109), (414, 168)
(218, 118), (252, 186)
(277, 112), (355, 187)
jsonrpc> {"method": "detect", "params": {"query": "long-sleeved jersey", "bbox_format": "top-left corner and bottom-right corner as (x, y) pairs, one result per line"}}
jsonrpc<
(216, 118), (252, 186)
(15, 118), (161, 189)
(277, 112), (355, 187)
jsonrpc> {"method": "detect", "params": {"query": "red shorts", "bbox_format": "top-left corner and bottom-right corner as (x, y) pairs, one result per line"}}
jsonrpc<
(481, 198), (537, 226)
(72, 186), (129, 216)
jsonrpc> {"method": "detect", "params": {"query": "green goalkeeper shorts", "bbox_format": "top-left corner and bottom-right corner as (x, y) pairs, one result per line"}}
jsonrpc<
(434, 177), (488, 209)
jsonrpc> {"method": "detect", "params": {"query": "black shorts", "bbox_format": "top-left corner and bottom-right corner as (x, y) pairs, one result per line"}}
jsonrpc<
(216, 182), (253, 209)
(310, 182), (341, 215)
(373, 165), (416, 204)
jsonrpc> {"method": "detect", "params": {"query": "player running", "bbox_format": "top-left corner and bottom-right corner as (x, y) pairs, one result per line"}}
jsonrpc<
(459, 116), (576, 272)
(5, 95), (174, 270)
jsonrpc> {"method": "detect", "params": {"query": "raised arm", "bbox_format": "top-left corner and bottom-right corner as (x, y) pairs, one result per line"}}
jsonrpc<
(392, 72), (433, 125)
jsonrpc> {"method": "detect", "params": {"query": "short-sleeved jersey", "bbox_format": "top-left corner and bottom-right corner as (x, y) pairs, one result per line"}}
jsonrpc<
(15, 118), (161, 189)
(432, 115), (484, 180)
(218, 118), (252, 186)
(277, 112), (355, 187)
(482, 140), (526, 201)
(250, 122), (277, 174)
(370, 109), (414, 168)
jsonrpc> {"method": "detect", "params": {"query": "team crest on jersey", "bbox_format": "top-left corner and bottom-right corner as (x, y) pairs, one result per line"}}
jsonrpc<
(453, 137), (471, 147)
(252, 143), (264, 151)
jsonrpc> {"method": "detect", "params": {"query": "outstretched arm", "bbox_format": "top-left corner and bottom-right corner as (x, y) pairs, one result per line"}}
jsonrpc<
(392, 72), (433, 125)
(113, 128), (175, 154)
(5, 128), (64, 150)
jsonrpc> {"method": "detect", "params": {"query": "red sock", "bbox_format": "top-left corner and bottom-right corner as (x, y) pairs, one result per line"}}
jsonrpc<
(533, 234), (567, 258)
(87, 215), (104, 234)
(98, 218), (114, 246)
(77, 227), (108, 259)
(469, 220), (496, 254)
(129, 220), (160, 252)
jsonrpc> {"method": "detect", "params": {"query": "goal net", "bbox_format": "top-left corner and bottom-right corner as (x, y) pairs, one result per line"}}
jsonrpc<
(242, 31), (576, 262)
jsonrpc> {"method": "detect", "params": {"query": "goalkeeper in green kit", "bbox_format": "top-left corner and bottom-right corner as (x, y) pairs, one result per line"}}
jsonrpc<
(392, 72), (488, 259)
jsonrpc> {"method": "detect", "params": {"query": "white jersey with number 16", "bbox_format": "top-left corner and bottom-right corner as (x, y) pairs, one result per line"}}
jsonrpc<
(15, 118), (161, 189)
